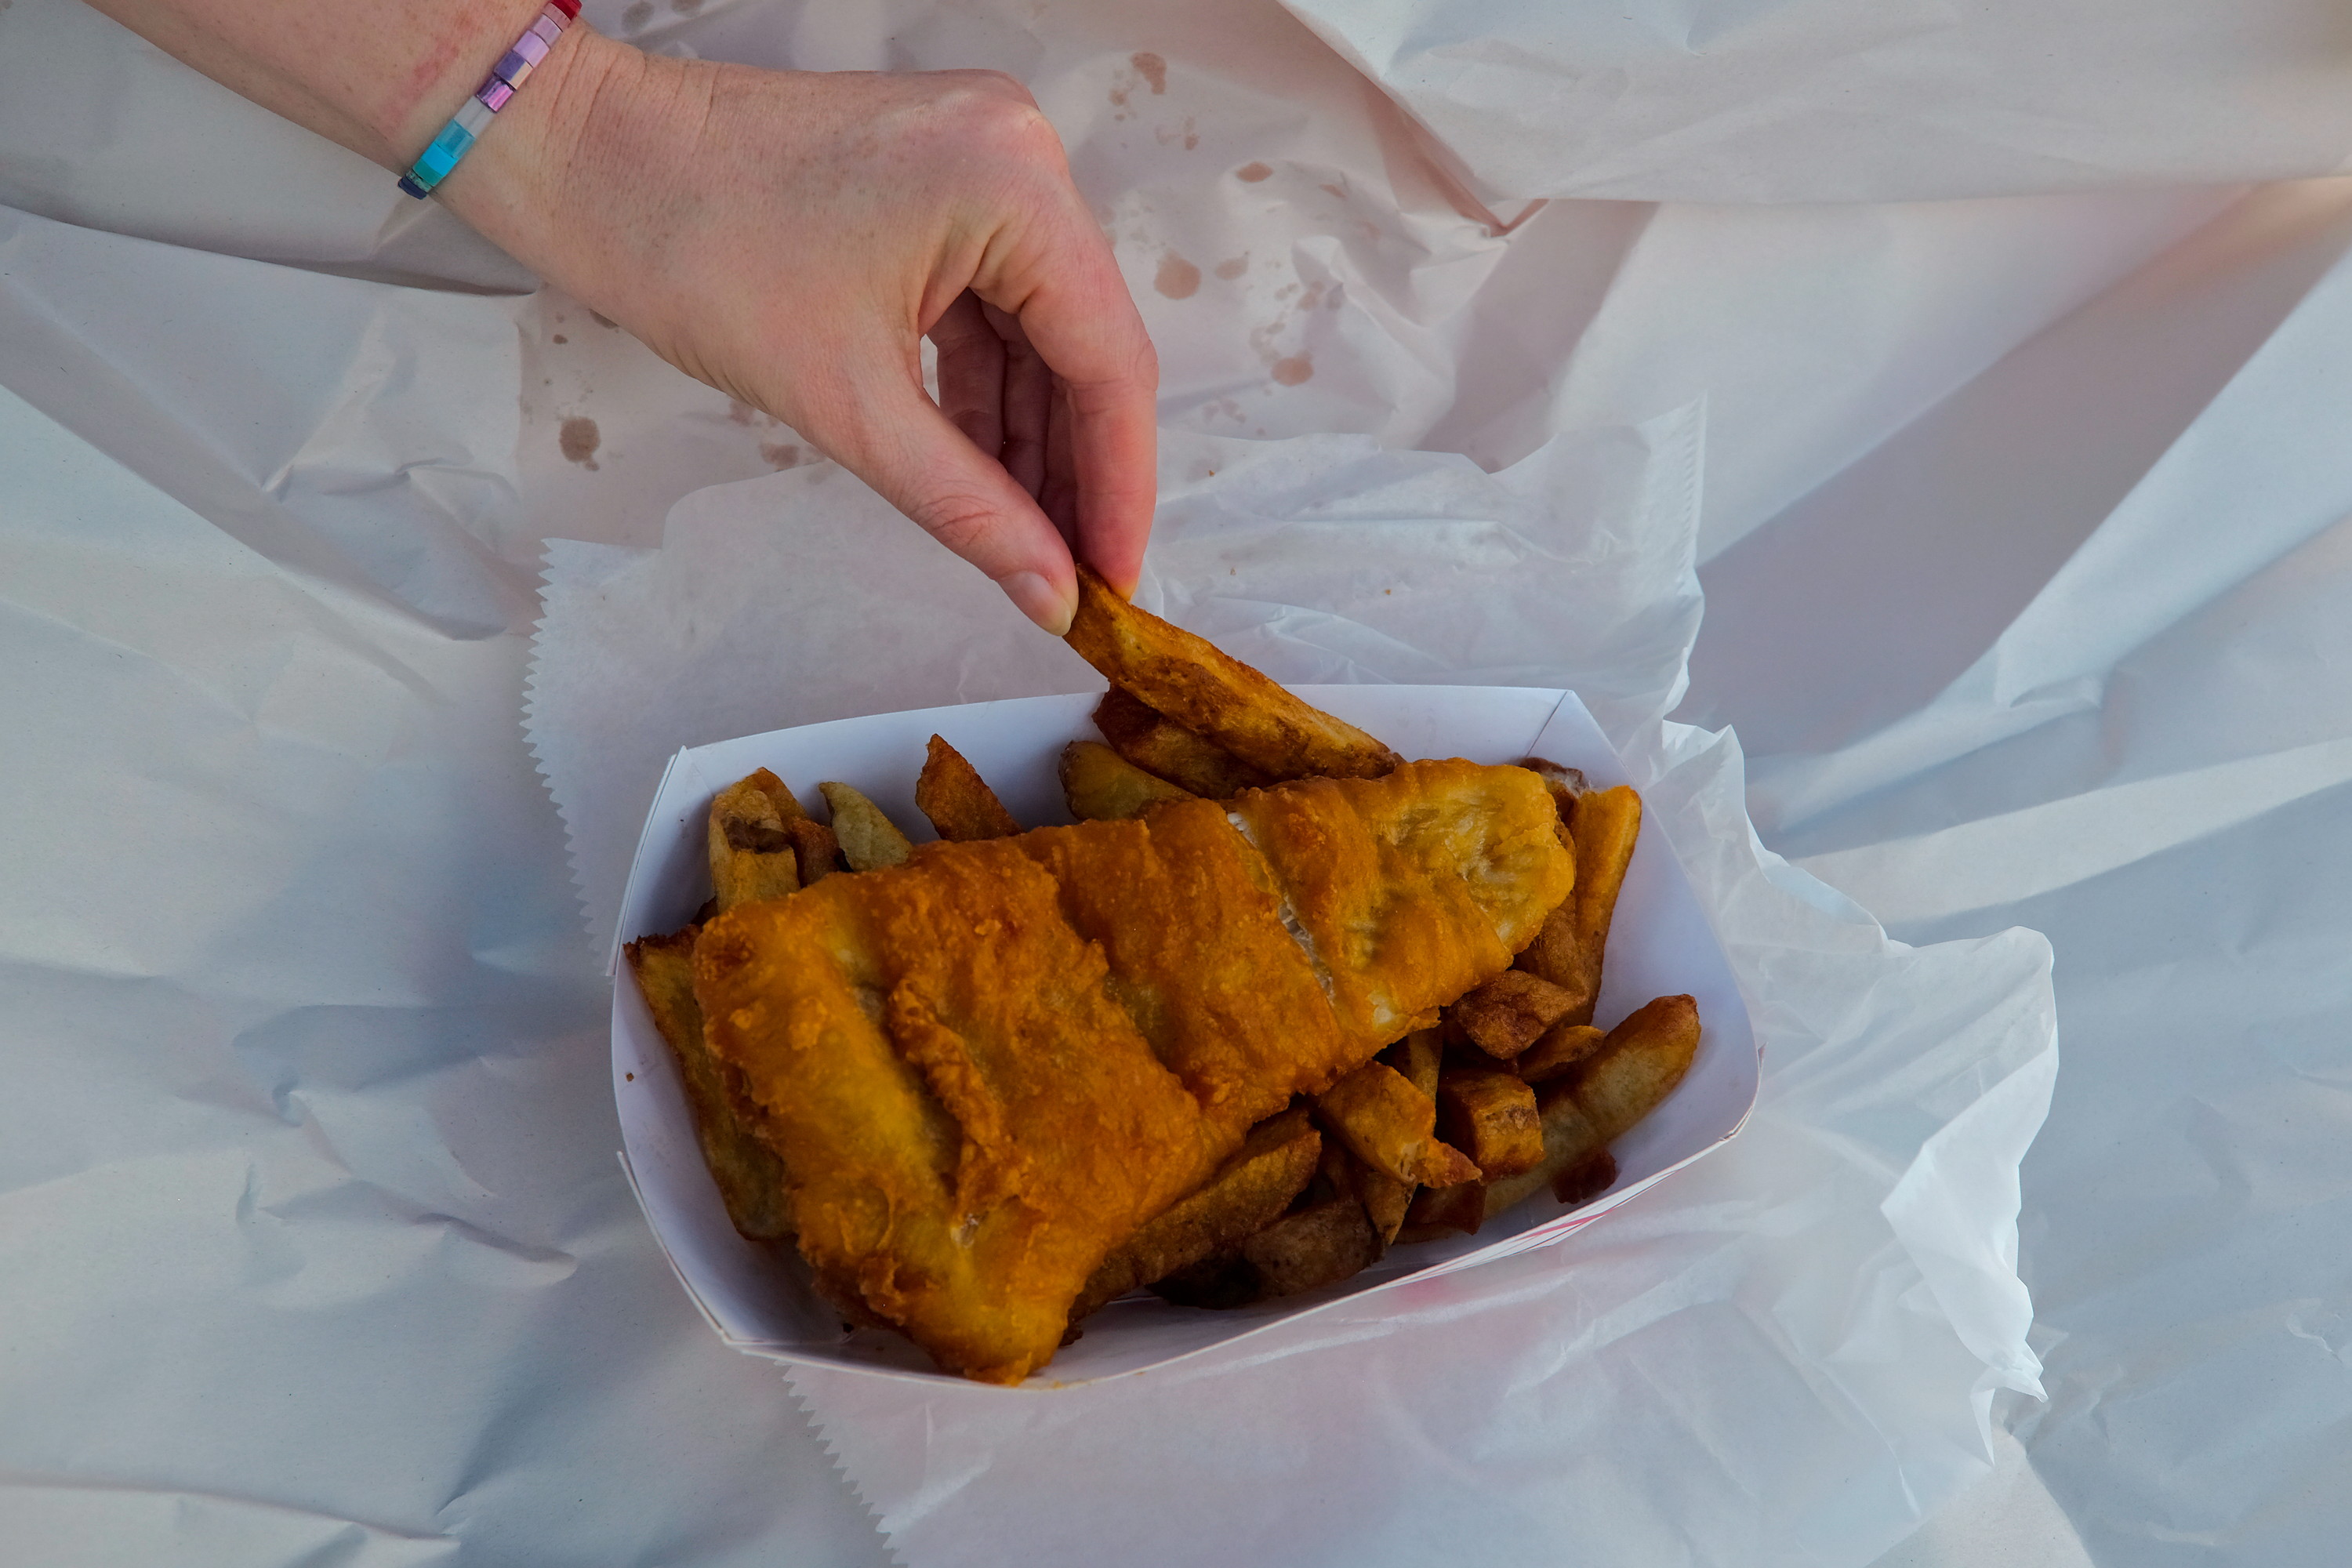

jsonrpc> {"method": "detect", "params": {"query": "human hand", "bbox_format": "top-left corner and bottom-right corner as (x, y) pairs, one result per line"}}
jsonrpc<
(447, 33), (1159, 633)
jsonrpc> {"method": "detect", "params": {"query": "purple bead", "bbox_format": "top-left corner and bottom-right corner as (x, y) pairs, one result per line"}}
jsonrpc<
(478, 78), (516, 113)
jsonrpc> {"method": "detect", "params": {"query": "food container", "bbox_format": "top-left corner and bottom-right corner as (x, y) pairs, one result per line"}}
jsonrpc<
(610, 686), (1761, 1386)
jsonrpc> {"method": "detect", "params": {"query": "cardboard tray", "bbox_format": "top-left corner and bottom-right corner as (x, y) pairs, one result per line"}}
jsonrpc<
(610, 686), (1760, 1387)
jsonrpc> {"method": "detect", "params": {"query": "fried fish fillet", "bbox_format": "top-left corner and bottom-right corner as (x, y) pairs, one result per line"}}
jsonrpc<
(693, 759), (1571, 1382)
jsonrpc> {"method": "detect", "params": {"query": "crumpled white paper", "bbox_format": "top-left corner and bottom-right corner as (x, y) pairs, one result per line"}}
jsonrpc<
(523, 407), (2057, 1565)
(1276, 0), (2352, 205)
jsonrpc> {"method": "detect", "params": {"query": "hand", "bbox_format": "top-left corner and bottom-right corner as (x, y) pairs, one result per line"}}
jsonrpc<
(447, 34), (1159, 632)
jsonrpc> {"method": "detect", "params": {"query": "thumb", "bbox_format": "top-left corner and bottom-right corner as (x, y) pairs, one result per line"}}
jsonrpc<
(813, 354), (1080, 634)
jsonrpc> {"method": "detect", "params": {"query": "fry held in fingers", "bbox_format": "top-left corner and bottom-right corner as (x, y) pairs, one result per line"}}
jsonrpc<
(1064, 567), (1401, 782)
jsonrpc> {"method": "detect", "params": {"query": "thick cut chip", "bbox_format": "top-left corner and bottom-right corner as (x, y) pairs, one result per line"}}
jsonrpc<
(1437, 1066), (1544, 1179)
(1567, 993), (1701, 1142)
(1388, 1026), (1444, 1100)
(1073, 1108), (1321, 1318)
(1226, 759), (1573, 1049)
(1092, 686), (1270, 797)
(818, 781), (913, 872)
(623, 930), (794, 1241)
(1315, 1060), (1481, 1188)
(1059, 739), (1195, 822)
(1465, 1087), (1610, 1225)
(1399, 1178), (1486, 1240)
(1541, 784), (1642, 1025)
(1516, 1022), (1606, 1084)
(916, 735), (1021, 842)
(708, 772), (800, 913)
(1452, 969), (1577, 1060)
(1152, 1196), (1381, 1308)
(1065, 566), (1402, 781)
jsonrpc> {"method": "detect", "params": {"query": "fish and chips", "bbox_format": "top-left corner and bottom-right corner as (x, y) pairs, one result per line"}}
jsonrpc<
(624, 580), (1704, 1382)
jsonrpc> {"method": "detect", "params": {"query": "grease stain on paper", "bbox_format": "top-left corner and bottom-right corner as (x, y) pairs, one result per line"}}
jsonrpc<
(1131, 53), (1167, 93)
(1155, 255), (1202, 299)
(1272, 355), (1314, 386)
(1236, 162), (1272, 183)
(761, 442), (804, 470)
(560, 417), (601, 470)
(622, 0), (653, 28)
(1214, 255), (1249, 281)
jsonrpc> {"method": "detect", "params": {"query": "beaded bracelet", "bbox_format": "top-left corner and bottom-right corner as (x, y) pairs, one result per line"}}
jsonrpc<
(397, 0), (582, 198)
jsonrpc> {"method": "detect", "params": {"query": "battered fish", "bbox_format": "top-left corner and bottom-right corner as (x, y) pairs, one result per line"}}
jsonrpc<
(692, 759), (1571, 1382)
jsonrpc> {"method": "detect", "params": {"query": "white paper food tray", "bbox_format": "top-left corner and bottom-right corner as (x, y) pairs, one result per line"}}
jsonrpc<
(609, 686), (1761, 1387)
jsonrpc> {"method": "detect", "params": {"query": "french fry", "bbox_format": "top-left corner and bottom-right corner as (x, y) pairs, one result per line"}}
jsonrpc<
(817, 781), (913, 872)
(1314, 1060), (1482, 1188)
(1436, 1065), (1544, 1179)
(1386, 1025), (1444, 1101)
(1091, 686), (1270, 797)
(1515, 1022), (1606, 1084)
(623, 929), (795, 1240)
(1399, 1179), (1486, 1240)
(1519, 756), (1588, 820)
(1566, 993), (1701, 1142)
(1523, 784), (1642, 1025)
(1152, 1195), (1381, 1307)
(707, 771), (800, 913)
(1065, 566), (1402, 782)
(915, 734), (1022, 842)
(1058, 739), (1196, 822)
(1468, 1087), (1610, 1223)
(1451, 969), (1577, 1060)
(1073, 1107), (1319, 1318)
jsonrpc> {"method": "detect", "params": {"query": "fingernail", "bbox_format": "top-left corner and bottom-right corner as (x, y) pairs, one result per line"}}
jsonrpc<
(1002, 570), (1076, 636)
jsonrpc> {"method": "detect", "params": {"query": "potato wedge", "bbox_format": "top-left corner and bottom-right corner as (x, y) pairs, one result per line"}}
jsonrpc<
(623, 929), (794, 1240)
(1452, 969), (1577, 1060)
(817, 781), (913, 872)
(1468, 1084), (1608, 1222)
(708, 771), (800, 913)
(1073, 1107), (1319, 1318)
(1152, 1195), (1381, 1307)
(915, 734), (1021, 842)
(1065, 566), (1401, 782)
(1386, 1025), (1444, 1101)
(1058, 739), (1196, 822)
(1567, 993), (1701, 1142)
(1315, 1060), (1482, 1189)
(1515, 1022), (1606, 1085)
(1436, 1066), (1544, 1179)
(1091, 686), (1270, 798)
(1524, 784), (1642, 1024)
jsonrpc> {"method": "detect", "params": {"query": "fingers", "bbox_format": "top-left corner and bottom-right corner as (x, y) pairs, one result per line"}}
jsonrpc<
(985, 300), (1054, 504)
(823, 343), (1080, 633)
(984, 190), (1160, 598)
(929, 292), (1006, 459)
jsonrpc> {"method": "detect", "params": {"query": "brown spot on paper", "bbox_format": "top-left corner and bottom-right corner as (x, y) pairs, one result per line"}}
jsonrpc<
(1236, 162), (1272, 183)
(622, 0), (653, 27)
(1320, 182), (1348, 201)
(551, 333), (568, 344)
(1155, 255), (1202, 299)
(760, 442), (804, 470)
(728, 400), (757, 426)
(1214, 256), (1248, 281)
(1131, 53), (1167, 93)
(1272, 355), (1314, 386)
(560, 416), (602, 470)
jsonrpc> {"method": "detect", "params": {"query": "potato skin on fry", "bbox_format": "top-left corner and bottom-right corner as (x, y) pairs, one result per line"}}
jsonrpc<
(1516, 1023), (1606, 1084)
(1549, 785), (1643, 1025)
(1567, 993), (1700, 1142)
(818, 781), (913, 872)
(1059, 739), (1195, 822)
(1092, 686), (1270, 798)
(709, 773), (800, 913)
(916, 734), (1022, 842)
(1065, 567), (1402, 782)
(1073, 1108), (1320, 1319)
(1151, 1195), (1381, 1308)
